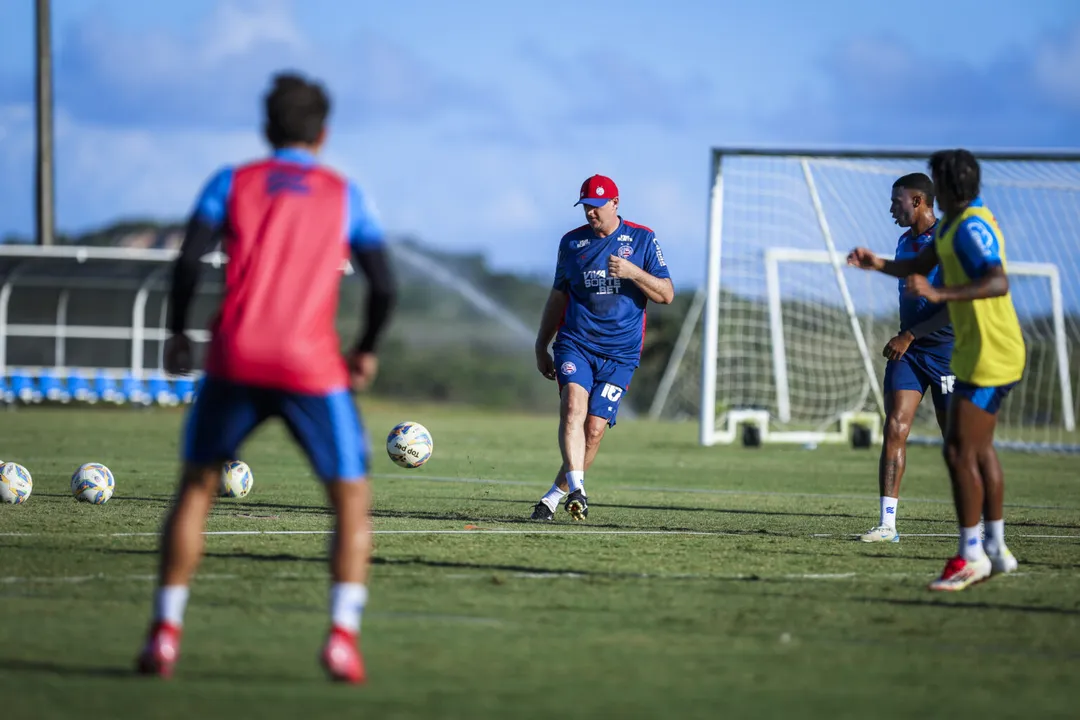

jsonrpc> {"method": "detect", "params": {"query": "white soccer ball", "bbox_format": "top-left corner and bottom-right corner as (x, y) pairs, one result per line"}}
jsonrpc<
(71, 462), (115, 504)
(386, 421), (434, 469)
(0, 462), (33, 504)
(220, 460), (253, 498)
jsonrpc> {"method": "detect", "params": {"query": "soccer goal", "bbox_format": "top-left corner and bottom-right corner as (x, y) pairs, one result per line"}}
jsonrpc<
(650, 148), (1080, 453)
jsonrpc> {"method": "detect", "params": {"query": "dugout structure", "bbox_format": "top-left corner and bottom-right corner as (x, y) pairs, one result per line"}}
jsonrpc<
(651, 147), (1080, 453)
(0, 245), (224, 403)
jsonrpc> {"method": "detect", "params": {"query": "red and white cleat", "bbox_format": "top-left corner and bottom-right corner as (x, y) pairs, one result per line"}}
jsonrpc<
(928, 554), (992, 592)
(136, 621), (182, 678)
(321, 626), (366, 684)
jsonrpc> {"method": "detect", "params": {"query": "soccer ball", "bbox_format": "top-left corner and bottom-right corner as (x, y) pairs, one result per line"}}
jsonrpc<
(0, 462), (33, 504)
(220, 460), (253, 498)
(71, 462), (115, 504)
(386, 421), (434, 469)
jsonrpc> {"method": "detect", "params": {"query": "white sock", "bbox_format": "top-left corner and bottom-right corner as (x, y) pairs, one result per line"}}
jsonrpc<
(879, 496), (898, 528)
(330, 583), (368, 634)
(959, 525), (986, 562)
(566, 470), (585, 494)
(154, 585), (190, 627)
(984, 519), (1005, 555)
(541, 483), (567, 512)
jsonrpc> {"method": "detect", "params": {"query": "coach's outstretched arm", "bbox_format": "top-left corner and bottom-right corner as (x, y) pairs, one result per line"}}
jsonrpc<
(348, 246), (397, 392)
(847, 244), (938, 280)
(534, 289), (569, 380)
(164, 215), (220, 374)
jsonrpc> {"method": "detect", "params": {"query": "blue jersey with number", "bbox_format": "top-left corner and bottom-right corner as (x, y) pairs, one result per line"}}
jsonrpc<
(895, 222), (953, 348)
(552, 219), (671, 364)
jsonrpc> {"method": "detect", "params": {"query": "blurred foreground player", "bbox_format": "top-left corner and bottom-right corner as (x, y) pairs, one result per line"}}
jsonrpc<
(848, 149), (1024, 591)
(532, 175), (674, 520)
(137, 73), (395, 682)
(860, 173), (953, 543)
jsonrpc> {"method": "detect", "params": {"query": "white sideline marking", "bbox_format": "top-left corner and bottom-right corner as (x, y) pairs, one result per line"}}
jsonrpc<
(811, 532), (1080, 539)
(373, 473), (1077, 511)
(102, 529), (728, 538)
(3, 529), (1079, 540)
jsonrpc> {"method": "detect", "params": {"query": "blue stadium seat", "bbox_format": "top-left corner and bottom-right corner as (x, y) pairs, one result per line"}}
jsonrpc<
(173, 375), (196, 404)
(147, 372), (178, 406)
(67, 372), (96, 403)
(120, 371), (151, 406)
(94, 370), (122, 404)
(0, 375), (13, 405)
(39, 369), (71, 404)
(10, 370), (41, 404)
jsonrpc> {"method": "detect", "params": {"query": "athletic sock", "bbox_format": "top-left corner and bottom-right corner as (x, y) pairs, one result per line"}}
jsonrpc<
(566, 470), (585, 494)
(154, 585), (190, 628)
(983, 519), (1006, 556)
(879, 496), (898, 528)
(330, 583), (368, 634)
(541, 483), (567, 512)
(959, 525), (986, 562)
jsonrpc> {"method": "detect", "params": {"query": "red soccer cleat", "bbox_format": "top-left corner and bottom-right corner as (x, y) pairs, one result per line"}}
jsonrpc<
(136, 621), (182, 678)
(928, 554), (992, 592)
(321, 626), (366, 684)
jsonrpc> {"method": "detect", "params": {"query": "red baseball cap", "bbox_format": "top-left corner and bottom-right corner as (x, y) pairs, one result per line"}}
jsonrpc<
(575, 174), (618, 207)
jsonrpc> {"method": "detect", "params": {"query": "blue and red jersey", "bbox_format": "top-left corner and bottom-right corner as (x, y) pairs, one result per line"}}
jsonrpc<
(190, 148), (384, 393)
(895, 222), (953, 348)
(552, 219), (671, 364)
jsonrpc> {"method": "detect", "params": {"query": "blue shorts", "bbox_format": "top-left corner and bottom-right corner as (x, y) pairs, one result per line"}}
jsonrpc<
(954, 380), (1018, 415)
(884, 347), (955, 413)
(183, 377), (368, 481)
(553, 338), (636, 427)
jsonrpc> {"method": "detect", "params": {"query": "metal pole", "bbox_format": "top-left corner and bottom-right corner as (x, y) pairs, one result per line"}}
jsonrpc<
(35, 0), (56, 246)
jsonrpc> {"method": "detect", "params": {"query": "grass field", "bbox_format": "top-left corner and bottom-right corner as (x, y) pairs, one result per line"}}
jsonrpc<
(2, 401), (1079, 719)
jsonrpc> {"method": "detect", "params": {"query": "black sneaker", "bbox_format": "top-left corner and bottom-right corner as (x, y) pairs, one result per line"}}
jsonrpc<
(564, 490), (588, 521)
(530, 502), (555, 521)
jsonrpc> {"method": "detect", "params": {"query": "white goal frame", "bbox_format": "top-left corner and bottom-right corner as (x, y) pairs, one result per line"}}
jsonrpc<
(763, 248), (1075, 433)
(650, 146), (1080, 450)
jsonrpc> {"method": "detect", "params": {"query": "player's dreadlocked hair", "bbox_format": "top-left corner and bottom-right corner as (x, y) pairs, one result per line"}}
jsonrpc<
(893, 173), (935, 208)
(928, 149), (981, 206)
(264, 72), (331, 149)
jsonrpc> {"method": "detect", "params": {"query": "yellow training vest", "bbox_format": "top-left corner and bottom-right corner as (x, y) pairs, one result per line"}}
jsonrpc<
(934, 202), (1026, 386)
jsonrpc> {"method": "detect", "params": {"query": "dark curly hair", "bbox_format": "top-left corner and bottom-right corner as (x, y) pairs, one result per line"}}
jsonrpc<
(892, 172), (935, 208)
(928, 149), (981, 207)
(263, 72), (331, 149)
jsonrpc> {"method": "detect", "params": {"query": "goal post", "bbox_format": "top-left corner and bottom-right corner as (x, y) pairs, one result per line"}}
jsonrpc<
(652, 147), (1080, 452)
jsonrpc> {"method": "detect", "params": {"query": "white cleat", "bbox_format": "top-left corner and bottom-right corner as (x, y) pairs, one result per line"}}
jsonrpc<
(987, 546), (1019, 575)
(859, 525), (899, 543)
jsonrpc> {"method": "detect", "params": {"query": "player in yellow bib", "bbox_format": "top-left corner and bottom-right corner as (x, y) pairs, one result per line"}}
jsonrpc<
(848, 149), (1024, 592)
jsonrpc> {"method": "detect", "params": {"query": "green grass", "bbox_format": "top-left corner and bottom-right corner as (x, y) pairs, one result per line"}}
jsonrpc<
(2, 401), (1079, 719)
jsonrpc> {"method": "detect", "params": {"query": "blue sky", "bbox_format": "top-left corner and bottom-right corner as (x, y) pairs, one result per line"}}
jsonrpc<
(2, 0), (1080, 288)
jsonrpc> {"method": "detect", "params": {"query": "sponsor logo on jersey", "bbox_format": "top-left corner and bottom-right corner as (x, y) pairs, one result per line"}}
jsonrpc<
(583, 268), (621, 295)
(653, 238), (667, 267)
(617, 244), (633, 259)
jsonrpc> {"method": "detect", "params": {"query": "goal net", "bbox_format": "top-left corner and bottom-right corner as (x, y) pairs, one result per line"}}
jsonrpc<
(651, 149), (1080, 452)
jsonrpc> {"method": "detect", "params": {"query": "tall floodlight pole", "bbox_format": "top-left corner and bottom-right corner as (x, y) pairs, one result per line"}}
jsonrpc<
(35, 0), (55, 246)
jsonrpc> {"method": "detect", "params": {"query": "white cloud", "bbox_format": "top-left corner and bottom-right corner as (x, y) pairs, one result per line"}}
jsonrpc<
(1034, 25), (1080, 110)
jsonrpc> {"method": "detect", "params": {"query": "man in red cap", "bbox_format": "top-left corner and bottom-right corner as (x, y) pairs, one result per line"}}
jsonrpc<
(531, 174), (674, 520)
